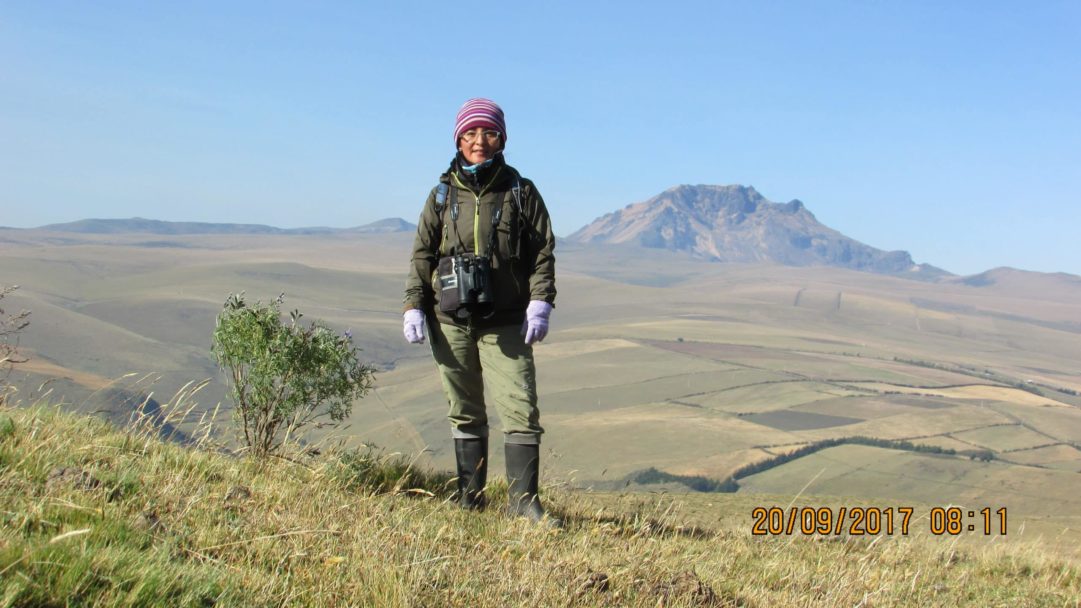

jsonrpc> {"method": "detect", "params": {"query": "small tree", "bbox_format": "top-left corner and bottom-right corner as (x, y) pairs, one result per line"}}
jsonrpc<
(211, 293), (375, 457)
(0, 285), (31, 405)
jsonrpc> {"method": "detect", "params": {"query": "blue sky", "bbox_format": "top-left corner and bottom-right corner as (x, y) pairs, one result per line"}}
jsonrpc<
(2, 1), (1079, 275)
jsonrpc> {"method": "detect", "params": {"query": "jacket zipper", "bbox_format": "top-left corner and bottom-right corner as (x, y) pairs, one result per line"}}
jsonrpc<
(472, 191), (481, 256)
(452, 166), (504, 257)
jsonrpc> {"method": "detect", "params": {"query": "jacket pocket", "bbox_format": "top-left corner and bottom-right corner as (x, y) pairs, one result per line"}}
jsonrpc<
(491, 201), (526, 308)
(494, 200), (520, 261)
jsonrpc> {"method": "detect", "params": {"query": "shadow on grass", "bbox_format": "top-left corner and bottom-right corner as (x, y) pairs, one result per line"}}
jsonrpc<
(330, 446), (458, 499)
(325, 448), (721, 541)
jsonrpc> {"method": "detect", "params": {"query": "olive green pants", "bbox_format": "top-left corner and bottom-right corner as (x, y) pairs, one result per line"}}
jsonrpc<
(429, 320), (543, 444)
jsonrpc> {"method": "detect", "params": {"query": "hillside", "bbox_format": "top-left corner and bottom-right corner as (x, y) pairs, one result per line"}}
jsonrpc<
(2, 404), (1079, 607)
(1, 228), (1080, 566)
(567, 185), (947, 278)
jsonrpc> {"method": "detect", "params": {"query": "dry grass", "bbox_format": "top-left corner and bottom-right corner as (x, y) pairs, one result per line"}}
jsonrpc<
(2, 402), (1080, 607)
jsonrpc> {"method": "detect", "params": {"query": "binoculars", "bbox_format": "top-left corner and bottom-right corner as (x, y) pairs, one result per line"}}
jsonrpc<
(438, 253), (494, 319)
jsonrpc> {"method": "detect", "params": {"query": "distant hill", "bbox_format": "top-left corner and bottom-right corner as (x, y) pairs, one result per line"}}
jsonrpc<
(35, 217), (416, 235)
(943, 267), (1081, 319)
(346, 218), (417, 234)
(567, 185), (948, 279)
(951, 266), (1081, 291)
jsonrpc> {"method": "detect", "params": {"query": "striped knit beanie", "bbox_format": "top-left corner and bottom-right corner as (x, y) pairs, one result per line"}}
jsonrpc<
(454, 98), (507, 145)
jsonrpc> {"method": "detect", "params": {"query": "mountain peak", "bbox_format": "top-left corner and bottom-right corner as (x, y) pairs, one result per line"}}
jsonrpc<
(567, 185), (945, 278)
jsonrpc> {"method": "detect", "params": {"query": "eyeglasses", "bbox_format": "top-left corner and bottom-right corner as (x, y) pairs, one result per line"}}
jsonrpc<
(459, 129), (502, 144)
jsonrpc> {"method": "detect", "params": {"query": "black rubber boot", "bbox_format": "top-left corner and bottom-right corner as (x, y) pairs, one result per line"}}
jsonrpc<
(505, 442), (562, 527)
(454, 437), (487, 511)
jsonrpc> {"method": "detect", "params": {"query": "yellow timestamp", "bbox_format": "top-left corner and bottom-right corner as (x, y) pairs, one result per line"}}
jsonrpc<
(750, 506), (1008, 536)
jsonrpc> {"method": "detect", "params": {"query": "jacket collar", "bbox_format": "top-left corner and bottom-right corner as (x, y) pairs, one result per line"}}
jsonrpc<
(447, 153), (509, 194)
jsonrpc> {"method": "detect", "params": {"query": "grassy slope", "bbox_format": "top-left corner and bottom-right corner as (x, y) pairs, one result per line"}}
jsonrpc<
(2, 405), (1080, 608)
(4, 231), (1081, 580)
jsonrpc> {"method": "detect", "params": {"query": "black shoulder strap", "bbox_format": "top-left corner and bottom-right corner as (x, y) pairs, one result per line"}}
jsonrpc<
(502, 170), (525, 260)
(484, 204), (502, 259)
(447, 181), (464, 253)
(505, 167), (525, 217)
(432, 181), (460, 257)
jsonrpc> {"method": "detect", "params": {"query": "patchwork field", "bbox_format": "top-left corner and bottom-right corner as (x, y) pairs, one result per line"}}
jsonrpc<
(2, 229), (1080, 559)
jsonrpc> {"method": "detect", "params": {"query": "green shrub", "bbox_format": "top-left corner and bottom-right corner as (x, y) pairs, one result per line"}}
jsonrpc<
(211, 293), (375, 457)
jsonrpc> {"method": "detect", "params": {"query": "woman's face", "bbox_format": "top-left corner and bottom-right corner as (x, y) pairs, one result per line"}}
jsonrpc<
(458, 128), (503, 165)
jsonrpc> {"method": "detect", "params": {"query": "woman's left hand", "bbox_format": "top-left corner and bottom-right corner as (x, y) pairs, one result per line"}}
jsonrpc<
(521, 301), (553, 344)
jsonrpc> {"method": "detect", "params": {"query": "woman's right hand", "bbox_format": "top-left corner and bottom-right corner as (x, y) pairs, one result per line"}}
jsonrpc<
(403, 309), (426, 344)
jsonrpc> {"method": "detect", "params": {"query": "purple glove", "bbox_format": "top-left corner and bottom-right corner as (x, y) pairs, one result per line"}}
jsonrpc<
(521, 300), (553, 345)
(403, 309), (426, 344)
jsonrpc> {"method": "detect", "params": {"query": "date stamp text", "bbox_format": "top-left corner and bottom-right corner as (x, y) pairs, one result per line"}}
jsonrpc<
(750, 506), (1008, 536)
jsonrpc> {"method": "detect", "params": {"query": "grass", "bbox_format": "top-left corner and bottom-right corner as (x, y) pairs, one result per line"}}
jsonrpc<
(2, 403), (1081, 607)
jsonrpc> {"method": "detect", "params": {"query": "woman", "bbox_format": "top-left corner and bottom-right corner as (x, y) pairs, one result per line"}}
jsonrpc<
(402, 98), (557, 524)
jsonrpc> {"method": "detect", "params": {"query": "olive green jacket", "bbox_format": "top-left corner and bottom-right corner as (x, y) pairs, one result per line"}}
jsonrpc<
(403, 157), (556, 327)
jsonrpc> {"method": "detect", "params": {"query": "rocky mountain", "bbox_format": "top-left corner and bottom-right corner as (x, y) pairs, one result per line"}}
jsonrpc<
(34, 217), (416, 235)
(567, 185), (947, 278)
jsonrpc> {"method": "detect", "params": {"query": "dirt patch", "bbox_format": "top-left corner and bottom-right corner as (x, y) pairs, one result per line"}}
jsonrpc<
(650, 571), (746, 607)
(16, 357), (112, 391)
(46, 466), (100, 491)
